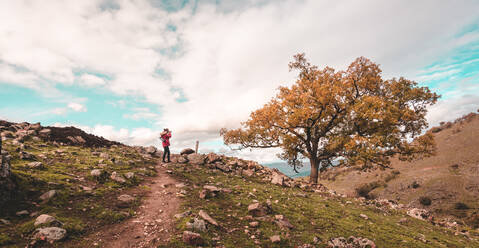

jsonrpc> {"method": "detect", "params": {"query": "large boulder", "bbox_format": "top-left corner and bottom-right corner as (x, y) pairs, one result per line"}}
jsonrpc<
(187, 154), (205, 165)
(407, 208), (430, 221)
(180, 148), (195, 155)
(33, 227), (67, 242)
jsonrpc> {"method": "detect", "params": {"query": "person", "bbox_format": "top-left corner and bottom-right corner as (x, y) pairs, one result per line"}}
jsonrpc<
(160, 128), (171, 163)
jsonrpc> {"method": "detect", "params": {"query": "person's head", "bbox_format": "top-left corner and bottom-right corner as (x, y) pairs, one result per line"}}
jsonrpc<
(164, 128), (170, 132)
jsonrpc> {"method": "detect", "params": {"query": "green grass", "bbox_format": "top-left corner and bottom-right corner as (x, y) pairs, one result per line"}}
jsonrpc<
(0, 137), (157, 247)
(166, 163), (479, 248)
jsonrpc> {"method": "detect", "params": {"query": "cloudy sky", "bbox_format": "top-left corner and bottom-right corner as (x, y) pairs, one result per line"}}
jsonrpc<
(0, 0), (478, 163)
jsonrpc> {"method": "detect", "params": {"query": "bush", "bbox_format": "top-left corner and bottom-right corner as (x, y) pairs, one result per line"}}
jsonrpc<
(410, 181), (420, 189)
(419, 196), (432, 206)
(384, 170), (400, 182)
(356, 181), (381, 199)
(455, 202), (469, 210)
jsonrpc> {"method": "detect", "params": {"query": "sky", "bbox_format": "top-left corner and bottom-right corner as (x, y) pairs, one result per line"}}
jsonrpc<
(0, 0), (478, 164)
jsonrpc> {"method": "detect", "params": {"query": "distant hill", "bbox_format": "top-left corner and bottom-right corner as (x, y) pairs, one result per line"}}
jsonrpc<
(318, 112), (479, 226)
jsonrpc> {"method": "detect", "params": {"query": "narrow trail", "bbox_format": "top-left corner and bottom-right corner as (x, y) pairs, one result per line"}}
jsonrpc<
(90, 162), (181, 248)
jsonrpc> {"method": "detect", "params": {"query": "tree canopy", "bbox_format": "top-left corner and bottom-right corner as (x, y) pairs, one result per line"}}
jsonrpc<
(221, 54), (439, 184)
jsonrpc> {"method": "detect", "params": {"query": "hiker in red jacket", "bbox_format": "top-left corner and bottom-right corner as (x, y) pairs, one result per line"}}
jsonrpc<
(160, 128), (171, 163)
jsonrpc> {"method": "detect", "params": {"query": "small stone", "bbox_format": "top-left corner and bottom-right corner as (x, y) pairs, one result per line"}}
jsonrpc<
(39, 190), (56, 201)
(0, 219), (11, 225)
(199, 210), (218, 226)
(34, 214), (62, 227)
(270, 235), (281, 243)
(16, 210), (29, 216)
(124, 172), (135, 179)
(360, 214), (369, 220)
(110, 172), (126, 183)
(249, 221), (259, 228)
(26, 162), (43, 169)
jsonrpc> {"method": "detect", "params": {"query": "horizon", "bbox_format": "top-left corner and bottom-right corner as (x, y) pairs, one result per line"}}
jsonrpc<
(1, 0), (479, 164)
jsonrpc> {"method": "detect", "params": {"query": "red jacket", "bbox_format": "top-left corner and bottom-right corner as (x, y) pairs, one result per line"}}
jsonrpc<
(161, 132), (171, 147)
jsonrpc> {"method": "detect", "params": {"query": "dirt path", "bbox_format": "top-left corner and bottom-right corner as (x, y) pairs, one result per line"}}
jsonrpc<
(89, 162), (181, 248)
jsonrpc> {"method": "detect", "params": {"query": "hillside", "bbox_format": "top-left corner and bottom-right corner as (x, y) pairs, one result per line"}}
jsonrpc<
(1, 120), (479, 247)
(318, 112), (479, 227)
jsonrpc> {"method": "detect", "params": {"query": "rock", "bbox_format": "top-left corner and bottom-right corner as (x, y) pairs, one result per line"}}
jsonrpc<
(90, 169), (103, 177)
(40, 190), (56, 201)
(198, 210), (218, 226)
(33, 227), (67, 242)
(275, 218), (294, 229)
(407, 208), (430, 221)
(187, 153), (205, 165)
(203, 185), (220, 193)
(29, 123), (42, 131)
(34, 214), (62, 227)
(360, 214), (369, 220)
(328, 236), (376, 248)
(16, 210), (29, 216)
(38, 129), (51, 136)
(26, 162), (43, 169)
(145, 146), (157, 155)
(19, 151), (35, 160)
(177, 156), (188, 164)
(243, 169), (254, 177)
(183, 231), (204, 246)
(174, 210), (191, 219)
(187, 218), (207, 232)
(99, 153), (109, 159)
(270, 235), (281, 243)
(249, 221), (259, 228)
(271, 172), (286, 186)
(110, 172), (126, 183)
(0, 218), (11, 226)
(116, 194), (135, 208)
(398, 218), (408, 224)
(180, 148), (195, 155)
(124, 172), (135, 179)
(215, 162), (231, 172)
(248, 202), (272, 217)
(206, 153), (222, 163)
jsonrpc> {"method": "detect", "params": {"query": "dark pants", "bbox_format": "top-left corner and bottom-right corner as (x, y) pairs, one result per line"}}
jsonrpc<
(163, 146), (170, 162)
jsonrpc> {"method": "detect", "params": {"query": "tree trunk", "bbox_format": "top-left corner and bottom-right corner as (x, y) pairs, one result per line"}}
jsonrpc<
(309, 157), (320, 184)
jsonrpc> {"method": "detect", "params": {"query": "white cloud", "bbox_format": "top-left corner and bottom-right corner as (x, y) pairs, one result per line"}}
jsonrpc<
(67, 103), (87, 112)
(79, 74), (106, 86)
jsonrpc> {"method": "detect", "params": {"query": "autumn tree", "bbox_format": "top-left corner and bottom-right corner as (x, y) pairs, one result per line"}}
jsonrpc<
(221, 54), (439, 184)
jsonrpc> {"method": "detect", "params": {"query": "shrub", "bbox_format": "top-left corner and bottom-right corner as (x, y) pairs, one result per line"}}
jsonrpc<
(410, 181), (420, 189)
(419, 196), (432, 206)
(356, 181), (381, 199)
(384, 170), (400, 182)
(455, 202), (469, 210)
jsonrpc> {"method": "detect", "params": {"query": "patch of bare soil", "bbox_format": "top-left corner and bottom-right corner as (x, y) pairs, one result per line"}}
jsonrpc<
(83, 163), (181, 248)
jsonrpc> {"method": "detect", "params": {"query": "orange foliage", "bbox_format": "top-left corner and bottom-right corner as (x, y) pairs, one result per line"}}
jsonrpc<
(221, 54), (439, 183)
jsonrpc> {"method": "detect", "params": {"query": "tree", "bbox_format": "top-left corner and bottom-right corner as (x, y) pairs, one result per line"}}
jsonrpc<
(221, 54), (439, 184)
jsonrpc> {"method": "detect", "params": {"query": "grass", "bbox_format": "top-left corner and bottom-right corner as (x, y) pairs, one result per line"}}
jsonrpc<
(166, 163), (479, 247)
(0, 137), (157, 247)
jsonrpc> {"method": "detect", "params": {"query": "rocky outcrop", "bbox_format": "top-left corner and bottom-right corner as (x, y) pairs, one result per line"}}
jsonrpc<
(33, 227), (67, 242)
(328, 236), (376, 248)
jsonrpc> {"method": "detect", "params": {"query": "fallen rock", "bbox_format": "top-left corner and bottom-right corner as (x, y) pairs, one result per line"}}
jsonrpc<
(124, 172), (135, 179)
(180, 148), (195, 155)
(187, 153), (205, 165)
(182, 231), (204, 246)
(16, 210), (29, 216)
(199, 210), (218, 226)
(328, 236), (376, 248)
(177, 156), (188, 164)
(145, 146), (157, 155)
(34, 214), (62, 227)
(186, 218), (207, 232)
(407, 208), (430, 221)
(206, 153), (222, 163)
(270, 235), (281, 243)
(19, 151), (35, 160)
(33, 227), (67, 242)
(271, 172), (286, 186)
(174, 210), (191, 219)
(248, 202), (272, 217)
(39, 190), (56, 201)
(110, 172), (126, 183)
(26, 162), (43, 169)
